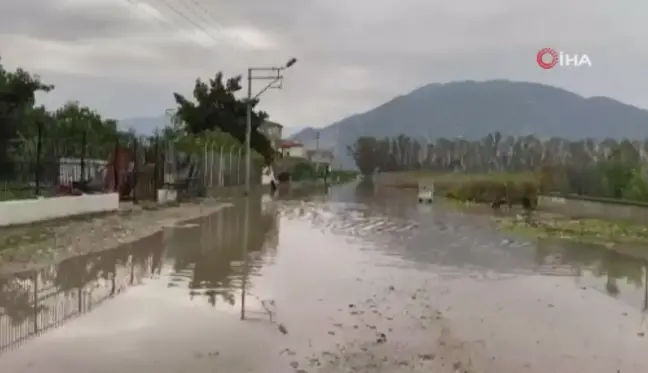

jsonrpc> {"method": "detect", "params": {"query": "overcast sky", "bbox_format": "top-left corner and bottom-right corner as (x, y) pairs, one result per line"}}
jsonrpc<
(0, 0), (645, 130)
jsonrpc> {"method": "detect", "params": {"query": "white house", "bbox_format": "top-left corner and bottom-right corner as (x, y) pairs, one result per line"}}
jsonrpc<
(259, 120), (283, 150)
(279, 140), (306, 158)
(306, 149), (334, 165)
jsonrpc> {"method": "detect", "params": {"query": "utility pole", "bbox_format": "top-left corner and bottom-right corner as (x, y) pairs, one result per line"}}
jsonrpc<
(244, 58), (297, 196)
(245, 69), (252, 195)
(315, 131), (320, 150)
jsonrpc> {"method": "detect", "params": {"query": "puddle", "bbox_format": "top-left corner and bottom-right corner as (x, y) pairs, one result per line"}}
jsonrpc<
(0, 185), (647, 372)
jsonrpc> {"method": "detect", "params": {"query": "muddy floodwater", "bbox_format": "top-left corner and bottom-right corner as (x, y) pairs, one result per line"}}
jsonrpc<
(2, 183), (648, 372)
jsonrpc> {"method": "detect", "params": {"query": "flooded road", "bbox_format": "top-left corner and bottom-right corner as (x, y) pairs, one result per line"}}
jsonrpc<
(2, 183), (648, 372)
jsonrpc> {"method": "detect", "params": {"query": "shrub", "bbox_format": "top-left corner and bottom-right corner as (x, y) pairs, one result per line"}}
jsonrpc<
(443, 178), (539, 208)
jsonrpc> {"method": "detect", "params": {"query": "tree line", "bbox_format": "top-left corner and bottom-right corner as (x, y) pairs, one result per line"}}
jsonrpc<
(0, 56), (277, 181)
(348, 133), (648, 201)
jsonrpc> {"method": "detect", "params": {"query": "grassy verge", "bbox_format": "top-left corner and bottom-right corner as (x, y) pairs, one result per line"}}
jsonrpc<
(0, 189), (37, 201)
(379, 171), (539, 206)
(496, 211), (648, 248)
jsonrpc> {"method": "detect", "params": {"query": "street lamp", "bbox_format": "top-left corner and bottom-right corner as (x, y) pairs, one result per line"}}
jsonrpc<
(244, 58), (298, 195)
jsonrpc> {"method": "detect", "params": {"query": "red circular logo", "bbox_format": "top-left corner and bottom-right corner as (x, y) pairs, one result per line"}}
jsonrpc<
(536, 48), (558, 69)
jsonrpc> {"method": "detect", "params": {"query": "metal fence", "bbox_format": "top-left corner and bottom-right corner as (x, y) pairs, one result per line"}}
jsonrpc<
(199, 144), (260, 191)
(0, 234), (164, 354)
(0, 128), (261, 202)
(0, 129), (178, 202)
(1, 127), (109, 199)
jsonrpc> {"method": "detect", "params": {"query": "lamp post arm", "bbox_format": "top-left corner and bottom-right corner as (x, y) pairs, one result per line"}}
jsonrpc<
(252, 77), (281, 101)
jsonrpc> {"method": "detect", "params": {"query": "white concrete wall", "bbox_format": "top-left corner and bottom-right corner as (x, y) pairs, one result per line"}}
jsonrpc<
(0, 193), (119, 227)
(538, 195), (648, 223)
(282, 147), (306, 158)
(157, 189), (178, 204)
(59, 157), (108, 184)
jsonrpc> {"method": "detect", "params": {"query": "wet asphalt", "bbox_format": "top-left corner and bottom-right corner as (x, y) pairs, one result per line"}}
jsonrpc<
(1, 183), (648, 372)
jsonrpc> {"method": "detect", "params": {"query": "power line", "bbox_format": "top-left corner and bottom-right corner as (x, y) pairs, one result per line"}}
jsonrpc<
(121, 0), (255, 66)
(133, 0), (258, 54)
(123, 0), (234, 50)
(183, 0), (257, 50)
(121, 0), (207, 47)
(154, 0), (224, 45)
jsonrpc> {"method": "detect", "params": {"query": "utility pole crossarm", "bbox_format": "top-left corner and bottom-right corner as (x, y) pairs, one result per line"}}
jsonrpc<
(244, 58), (297, 196)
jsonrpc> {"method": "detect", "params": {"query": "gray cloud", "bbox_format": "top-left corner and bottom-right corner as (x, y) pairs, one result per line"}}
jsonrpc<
(0, 0), (646, 130)
(0, 0), (154, 41)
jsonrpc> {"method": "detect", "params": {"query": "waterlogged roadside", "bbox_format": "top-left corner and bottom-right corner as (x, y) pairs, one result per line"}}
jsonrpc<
(0, 200), (231, 275)
(431, 195), (648, 248)
(496, 211), (648, 248)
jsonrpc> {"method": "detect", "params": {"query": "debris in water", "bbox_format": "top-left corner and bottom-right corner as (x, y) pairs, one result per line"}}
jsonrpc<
(376, 332), (387, 343)
(278, 323), (288, 334)
(279, 348), (296, 356)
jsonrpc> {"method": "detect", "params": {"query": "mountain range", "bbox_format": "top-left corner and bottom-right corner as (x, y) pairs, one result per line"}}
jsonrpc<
(118, 80), (648, 169)
(290, 80), (648, 168)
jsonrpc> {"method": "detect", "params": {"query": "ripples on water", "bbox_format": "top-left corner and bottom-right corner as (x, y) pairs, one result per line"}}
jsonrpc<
(2, 184), (648, 355)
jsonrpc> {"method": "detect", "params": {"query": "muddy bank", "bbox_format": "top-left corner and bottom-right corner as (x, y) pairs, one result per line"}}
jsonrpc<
(0, 200), (231, 276)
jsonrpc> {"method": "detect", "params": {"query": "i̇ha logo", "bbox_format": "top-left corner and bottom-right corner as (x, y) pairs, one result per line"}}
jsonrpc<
(536, 48), (592, 69)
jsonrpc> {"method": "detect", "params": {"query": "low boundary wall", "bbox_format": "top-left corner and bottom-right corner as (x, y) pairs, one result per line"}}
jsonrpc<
(156, 189), (178, 204)
(538, 194), (648, 223)
(0, 193), (120, 227)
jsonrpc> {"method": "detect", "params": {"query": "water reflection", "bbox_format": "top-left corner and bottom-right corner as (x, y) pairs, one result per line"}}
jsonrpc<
(0, 233), (164, 354)
(165, 196), (279, 312)
(535, 240), (648, 309)
(288, 186), (648, 315)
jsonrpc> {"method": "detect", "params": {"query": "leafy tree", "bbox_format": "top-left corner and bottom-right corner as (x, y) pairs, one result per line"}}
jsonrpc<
(347, 136), (382, 175)
(0, 58), (53, 175)
(172, 72), (275, 164)
(622, 167), (648, 202)
(47, 101), (118, 159)
(349, 132), (648, 201)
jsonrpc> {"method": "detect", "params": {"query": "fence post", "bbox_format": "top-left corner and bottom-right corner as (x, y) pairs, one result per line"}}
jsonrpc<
(203, 142), (208, 190)
(113, 136), (120, 193)
(209, 144), (215, 189)
(153, 135), (159, 197)
(237, 148), (242, 185)
(132, 138), (138, 203)
(34, 120), (43, 195)
(218, 146), (224, 186)
(228, 148), (233, 186)
(32, 272), (39, 333)
(80, 129), (87, 182)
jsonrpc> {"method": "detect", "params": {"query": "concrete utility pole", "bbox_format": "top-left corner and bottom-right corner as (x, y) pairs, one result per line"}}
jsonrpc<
(244, 58), (297, 195)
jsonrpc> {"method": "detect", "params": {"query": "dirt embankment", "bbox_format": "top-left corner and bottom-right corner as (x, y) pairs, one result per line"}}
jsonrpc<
(0, 200), (231, 276)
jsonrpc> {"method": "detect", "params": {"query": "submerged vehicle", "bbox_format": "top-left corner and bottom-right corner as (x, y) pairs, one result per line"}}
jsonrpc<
(417, 182), (434, 203)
